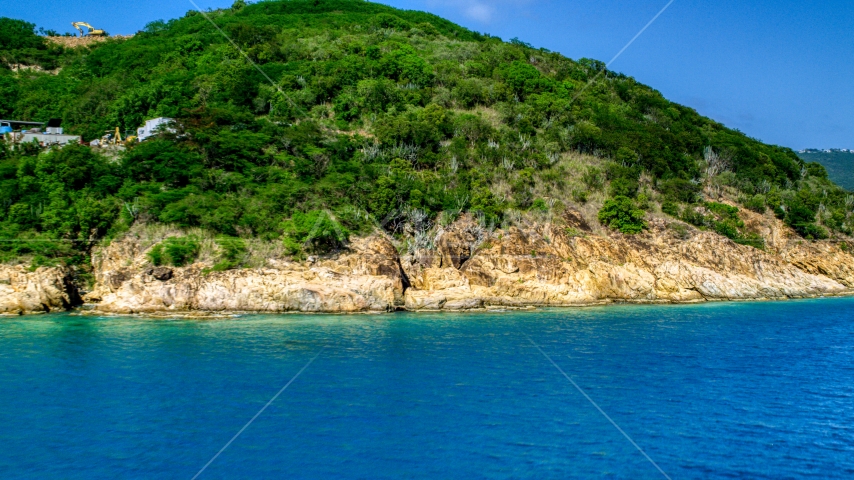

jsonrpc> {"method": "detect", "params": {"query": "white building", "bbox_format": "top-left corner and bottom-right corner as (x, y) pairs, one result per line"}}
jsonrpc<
(136, 117), (175, 142)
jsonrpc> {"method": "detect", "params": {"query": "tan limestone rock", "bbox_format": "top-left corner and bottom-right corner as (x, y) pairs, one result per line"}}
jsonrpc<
(0, 266), (78, 314)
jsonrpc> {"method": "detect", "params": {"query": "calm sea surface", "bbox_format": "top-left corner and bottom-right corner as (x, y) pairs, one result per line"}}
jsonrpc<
(2, 299), (854, 479)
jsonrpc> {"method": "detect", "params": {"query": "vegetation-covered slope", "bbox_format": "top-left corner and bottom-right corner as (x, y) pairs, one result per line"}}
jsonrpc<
(797, 150), (854, 192)
(0, 0), (851, 268)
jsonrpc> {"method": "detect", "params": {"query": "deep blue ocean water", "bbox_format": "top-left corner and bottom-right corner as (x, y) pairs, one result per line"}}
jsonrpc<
(2, 299), (854, 479)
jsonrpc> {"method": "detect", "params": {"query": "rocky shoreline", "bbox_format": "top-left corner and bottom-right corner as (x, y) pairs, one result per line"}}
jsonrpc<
(3, 208), (854, 316)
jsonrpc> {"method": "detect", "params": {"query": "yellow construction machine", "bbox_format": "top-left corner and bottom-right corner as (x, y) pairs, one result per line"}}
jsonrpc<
(71, 22), (107, 37)
(98, 127), (137, 147)
(100, 127), (122, 146)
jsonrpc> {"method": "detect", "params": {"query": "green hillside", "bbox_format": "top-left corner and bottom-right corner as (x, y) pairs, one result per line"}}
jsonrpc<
(0, 0), (851, 268)
(797, 150), (854, 191)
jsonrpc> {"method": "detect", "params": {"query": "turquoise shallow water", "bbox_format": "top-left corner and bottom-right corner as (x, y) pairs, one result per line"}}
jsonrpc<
(2, 299), (854, 479)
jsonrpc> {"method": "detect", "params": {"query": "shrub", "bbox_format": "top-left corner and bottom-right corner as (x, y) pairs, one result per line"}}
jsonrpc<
(334, 206), (375, 237)
(661, 200), (680, 217)
(163, 236), (201, 266)
(681, 208), (707, 227)
(213, 236), (247, 271)
(743, 194), (766, 213)
(281, 210), (350, 255)
(713, 220), (740, 240)
(799, 223), (829, 240)
(615, 147), (637, 165)
(582, 167), (604, 190)
(530, 198), (549, 212)
(414, 22), (440, 37)
(609, 177), (639, 198)
(678, 202), (763, 249)
(598, 196), (646, 234)
(372, 13), (411, 30)
(452, 79), (485, 108)
(706, 201), (740, 219)
(785, 191), (824, 239)
(805, 162), (828, 179)
(147, 244), (164, 266)
(148, 236), (200, 267)
(659, 178), (701, 203)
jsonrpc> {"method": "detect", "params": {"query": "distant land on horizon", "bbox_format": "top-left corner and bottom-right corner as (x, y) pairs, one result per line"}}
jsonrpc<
(797, 149), (854, 192)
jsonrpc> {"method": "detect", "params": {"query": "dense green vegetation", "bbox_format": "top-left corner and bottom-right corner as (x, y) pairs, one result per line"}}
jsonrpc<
(147, 236), (201, 267)
(797, 150), (854, 191)
(0, 18), (65, 70)
(680, 201), (765, 248)
(1, 0), (852, 267)
(598, 196), (646, 234)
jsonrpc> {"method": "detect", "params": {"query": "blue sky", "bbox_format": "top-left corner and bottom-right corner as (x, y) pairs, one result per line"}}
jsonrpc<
(2, 0), (851, 150)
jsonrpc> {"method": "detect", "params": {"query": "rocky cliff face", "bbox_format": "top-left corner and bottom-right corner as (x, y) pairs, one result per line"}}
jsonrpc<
(401, 212), (852, 310)
(84, 235), (406, 314)
(0, 266), (80, 315)
(5, 208), (853, 315)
